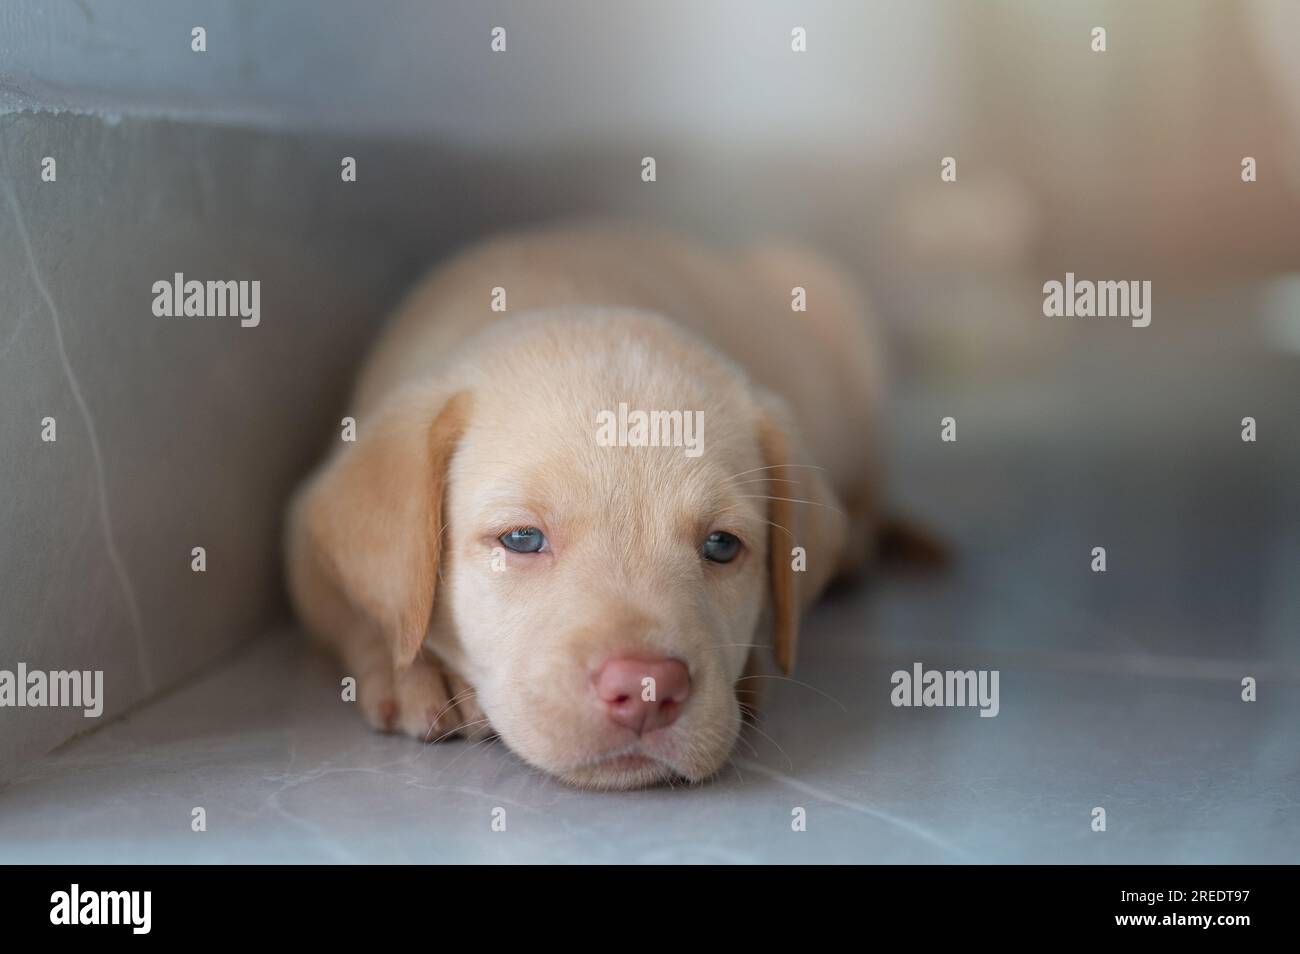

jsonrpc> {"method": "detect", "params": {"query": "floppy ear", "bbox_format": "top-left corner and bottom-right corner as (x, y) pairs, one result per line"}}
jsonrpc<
(756, 399), (848, 675)
(298, 389), (471, 668)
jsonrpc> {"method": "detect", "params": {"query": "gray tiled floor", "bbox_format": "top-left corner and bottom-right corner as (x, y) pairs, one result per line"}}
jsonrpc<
(0, 604), (1294, 863)
(2, 295), (1297, 864)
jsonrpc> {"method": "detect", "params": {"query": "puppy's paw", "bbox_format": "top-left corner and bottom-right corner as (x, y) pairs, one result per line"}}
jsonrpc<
(393, 656), (486, 743)
(357, 666), (399, 733)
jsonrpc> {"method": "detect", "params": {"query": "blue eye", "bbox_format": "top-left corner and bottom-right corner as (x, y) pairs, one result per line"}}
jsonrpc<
(702, 531), (742, 563)
(500, 527), (546, 553)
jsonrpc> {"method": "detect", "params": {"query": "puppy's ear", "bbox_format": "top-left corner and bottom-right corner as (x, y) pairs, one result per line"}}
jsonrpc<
(298, 389), (471, 668)
(756, 398), (848, 675)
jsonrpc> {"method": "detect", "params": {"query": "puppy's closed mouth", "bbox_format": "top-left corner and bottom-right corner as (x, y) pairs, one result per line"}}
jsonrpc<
(597, 751), (656, 772)
(574, 743), (662, 773)
(563, 742), (687, 789)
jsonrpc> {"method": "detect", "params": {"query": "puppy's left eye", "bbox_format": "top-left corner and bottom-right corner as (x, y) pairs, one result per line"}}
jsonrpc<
(500, 527), (546, 553)
(701, 531), (742, 563)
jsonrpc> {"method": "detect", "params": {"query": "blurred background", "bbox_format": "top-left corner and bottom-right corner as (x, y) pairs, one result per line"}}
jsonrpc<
(1, 1), (1296, 862)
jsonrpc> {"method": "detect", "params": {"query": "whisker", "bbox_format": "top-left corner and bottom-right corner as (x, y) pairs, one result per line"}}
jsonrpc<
(727, 755), (746, 785)
(427, 717), (492, 746)
(734, 494), (846, 516)
(437, 728), (502, 774)
(753, 515), (794, 539)
(736, 674), (848, 712)
(742, 721), (794, 772)
(422, 685), (480, 742)
(724, 463), (828, 481)
(728, 477), (802, 488)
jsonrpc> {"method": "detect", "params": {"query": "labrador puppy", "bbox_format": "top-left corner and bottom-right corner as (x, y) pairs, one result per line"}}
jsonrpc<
(285, 223), (886, 790)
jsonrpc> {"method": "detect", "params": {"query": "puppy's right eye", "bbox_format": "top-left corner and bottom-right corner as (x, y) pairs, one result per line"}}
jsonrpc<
(701, 530), (742, 563)
(500, 527), (546, 553)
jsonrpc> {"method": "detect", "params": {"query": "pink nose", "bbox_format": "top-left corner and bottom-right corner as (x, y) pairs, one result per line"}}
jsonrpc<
(593, 656), (691, 735)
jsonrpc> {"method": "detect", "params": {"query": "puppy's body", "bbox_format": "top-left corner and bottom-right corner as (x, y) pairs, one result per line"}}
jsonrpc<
(287, 224), (884, 789)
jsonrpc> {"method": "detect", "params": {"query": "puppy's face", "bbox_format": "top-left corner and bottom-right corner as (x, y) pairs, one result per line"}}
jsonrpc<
(430, 313), (846, 789)
(307, 312), (845, 790)
(444, 394), (763, 789)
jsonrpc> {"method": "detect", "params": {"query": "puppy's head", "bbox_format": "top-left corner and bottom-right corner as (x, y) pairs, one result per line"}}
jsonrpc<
(308, 310), (847, 789)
